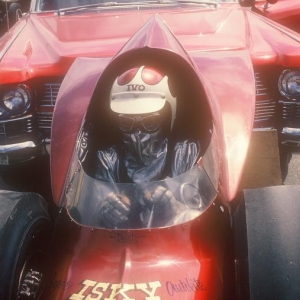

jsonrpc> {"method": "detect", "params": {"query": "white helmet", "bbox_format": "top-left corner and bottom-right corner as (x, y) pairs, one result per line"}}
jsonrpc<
(110, 66), (177, 129)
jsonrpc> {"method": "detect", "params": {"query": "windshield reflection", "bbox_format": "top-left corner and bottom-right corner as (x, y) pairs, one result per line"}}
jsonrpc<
(65, 162), (217, 229)
(37, 0), (238, 11)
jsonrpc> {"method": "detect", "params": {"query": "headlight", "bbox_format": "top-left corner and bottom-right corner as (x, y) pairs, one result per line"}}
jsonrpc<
(2, 85), (31, 114)
(278, 70), (300, 100)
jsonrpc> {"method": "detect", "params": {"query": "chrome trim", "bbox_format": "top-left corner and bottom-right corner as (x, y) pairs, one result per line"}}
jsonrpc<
(0, 115), (34, 145)
(0, 114), (32, 124)
(0, 141), (40, 153)
(281, 140), (300, 147)
(253, 127), (274, 131)
(40, 83), (60, 106)
(281, 127), (300, 147)
(254, 72), (276, 123)
(282, 127), (300, 136)
(36, 83), (61, 137)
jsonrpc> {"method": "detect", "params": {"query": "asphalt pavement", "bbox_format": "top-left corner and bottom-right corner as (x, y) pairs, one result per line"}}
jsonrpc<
(285, 153), (300, 185)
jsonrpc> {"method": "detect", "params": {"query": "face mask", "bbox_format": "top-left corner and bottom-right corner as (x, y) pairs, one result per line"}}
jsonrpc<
(115, 109), (171, 182)
(122, 128), (165, 165)
(121, 128), (168, 183)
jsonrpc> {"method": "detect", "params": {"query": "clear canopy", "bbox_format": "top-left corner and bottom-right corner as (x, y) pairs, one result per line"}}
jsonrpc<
(65, 160), (217, 230)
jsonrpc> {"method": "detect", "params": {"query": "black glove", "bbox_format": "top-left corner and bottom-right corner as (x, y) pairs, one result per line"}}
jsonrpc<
(172, 140), (200, 176)
(97, 192), (131, 229)
(142, 186), (179, 227)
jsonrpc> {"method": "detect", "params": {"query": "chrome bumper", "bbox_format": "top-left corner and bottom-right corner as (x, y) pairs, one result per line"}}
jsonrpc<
(0, 141), (38, 153)
(281, 127), (300, 148)
(0, 114), (47, 166)
(0, 140), (45, 166)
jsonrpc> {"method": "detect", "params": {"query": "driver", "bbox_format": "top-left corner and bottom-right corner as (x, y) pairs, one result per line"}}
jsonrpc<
(83, 66), (201, 228)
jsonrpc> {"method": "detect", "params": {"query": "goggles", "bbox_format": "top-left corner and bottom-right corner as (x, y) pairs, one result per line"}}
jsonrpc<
(118, 113), (162, 132)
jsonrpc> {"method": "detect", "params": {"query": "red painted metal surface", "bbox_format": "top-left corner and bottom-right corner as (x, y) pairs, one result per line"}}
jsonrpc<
(50, 8), (300, 204)
(1, 5), (300, 299)
(51, 57), (108, 204)
(41, 201), (230, 300)
(1, 6), (300, 84)
(255, 0), (300, 32)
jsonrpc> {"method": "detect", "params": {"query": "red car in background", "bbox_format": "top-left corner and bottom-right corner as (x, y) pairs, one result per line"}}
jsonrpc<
(253, 0), (300, 32)
(0, 0), (298, 177)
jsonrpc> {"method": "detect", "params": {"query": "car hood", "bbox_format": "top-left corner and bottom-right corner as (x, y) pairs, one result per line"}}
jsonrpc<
(255, 0), (300, 21)
(1, 6), (300, 83)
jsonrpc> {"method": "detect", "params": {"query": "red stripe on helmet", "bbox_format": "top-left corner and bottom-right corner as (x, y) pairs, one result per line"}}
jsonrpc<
(117, 68), (139, 85)
(117, 66), (164, 86)
(142, 67), (164, 85)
